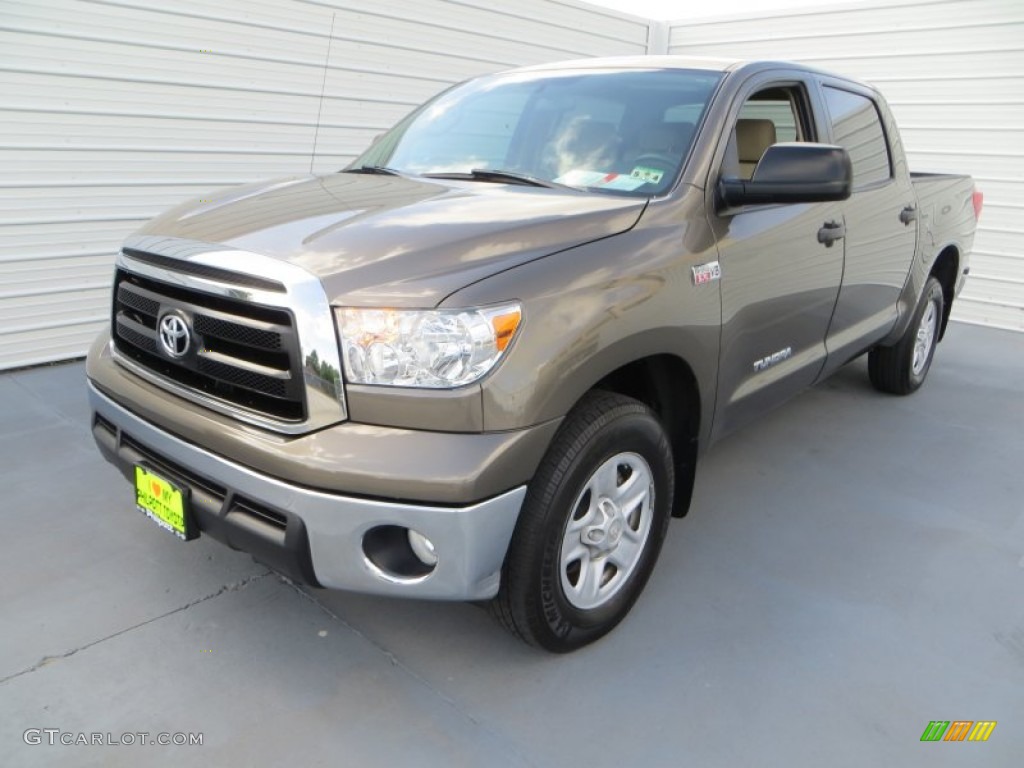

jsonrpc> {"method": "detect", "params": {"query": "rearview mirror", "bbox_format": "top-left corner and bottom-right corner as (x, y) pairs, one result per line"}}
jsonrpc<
(719, 143), (852, 207)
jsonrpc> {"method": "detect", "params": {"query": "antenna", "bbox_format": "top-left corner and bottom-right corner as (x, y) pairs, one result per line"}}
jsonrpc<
(310, 12), (336, 173)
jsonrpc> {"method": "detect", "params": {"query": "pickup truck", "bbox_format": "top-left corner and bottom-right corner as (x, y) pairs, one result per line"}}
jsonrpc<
(87, 56), (980, 652)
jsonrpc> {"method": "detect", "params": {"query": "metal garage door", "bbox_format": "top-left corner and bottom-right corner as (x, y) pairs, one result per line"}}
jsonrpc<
(0, 0), (649, 369)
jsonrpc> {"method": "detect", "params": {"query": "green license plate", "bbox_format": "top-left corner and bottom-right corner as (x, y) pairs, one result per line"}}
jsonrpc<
(135, 465), (192, 540)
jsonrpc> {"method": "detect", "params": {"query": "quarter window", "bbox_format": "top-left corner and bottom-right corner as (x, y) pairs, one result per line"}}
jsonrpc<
(823, 87), (891, 189)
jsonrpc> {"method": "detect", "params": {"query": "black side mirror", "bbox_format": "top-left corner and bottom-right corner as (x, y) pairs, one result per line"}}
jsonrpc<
(719, 143), (852, 207)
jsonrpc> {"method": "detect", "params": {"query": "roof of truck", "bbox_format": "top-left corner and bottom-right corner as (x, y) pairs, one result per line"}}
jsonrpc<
(511, 55), (741, 73)
(512, 55), (865, 82)
(506, 55), (872, 92)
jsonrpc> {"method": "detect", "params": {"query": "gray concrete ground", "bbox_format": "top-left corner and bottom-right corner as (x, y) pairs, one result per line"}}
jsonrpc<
(1, 322), (1021, 767)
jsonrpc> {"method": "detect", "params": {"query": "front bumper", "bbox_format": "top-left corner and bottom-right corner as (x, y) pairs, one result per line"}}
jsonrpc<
(89, 382), (527, 600)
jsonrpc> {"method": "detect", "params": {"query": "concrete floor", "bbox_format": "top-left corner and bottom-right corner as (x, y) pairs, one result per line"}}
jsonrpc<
(1, 322), (1021, 767)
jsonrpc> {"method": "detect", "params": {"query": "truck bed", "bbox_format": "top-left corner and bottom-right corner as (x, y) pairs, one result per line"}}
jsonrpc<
(910, 171), (976, 255)
(910, 171), (974, 211)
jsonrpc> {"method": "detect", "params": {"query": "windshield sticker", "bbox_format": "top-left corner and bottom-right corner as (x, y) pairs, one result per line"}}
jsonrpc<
(554, 170), (609, 187)
(554, 170), (648, 191)
(630, 166), (664, 184)
(600, 175), (647, 191)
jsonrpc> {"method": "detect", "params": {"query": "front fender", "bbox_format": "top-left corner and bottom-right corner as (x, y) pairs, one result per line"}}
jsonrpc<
(441, 199), (721, 441)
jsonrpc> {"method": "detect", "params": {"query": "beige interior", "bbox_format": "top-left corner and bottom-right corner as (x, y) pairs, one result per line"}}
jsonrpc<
(735, 118), (777, 179)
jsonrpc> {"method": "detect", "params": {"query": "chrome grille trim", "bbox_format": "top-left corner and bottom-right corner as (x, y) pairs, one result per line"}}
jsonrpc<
(112, 234), (347, 434)
(122, 247), (287, 292)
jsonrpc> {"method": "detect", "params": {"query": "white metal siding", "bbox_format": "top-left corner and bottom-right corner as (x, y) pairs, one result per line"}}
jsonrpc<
(668, 0), (1024, 331)
(0, 0), (649, 369)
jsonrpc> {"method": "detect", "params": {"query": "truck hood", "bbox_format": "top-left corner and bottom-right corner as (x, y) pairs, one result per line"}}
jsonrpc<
(136, 173), (647, 307)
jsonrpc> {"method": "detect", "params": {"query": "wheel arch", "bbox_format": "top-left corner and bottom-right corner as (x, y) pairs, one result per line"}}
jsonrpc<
(591, 353), (702, 518)
(929, 244), (960, 340)
(882, 239), (963, 348)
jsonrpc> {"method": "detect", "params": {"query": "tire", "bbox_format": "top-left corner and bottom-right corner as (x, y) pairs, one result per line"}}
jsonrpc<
(869, 276), (945, 395)
(490, 390), (674, 652)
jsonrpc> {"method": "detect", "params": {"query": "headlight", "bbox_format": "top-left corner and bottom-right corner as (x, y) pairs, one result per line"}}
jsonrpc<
(334, 303), (521, 388)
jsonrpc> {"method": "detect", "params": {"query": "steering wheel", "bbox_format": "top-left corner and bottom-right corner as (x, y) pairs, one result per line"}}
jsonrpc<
(629, 154), (677, 187)
(631, 153), (677, 173)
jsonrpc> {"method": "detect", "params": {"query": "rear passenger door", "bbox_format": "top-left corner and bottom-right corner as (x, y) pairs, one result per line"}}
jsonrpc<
(817, 81), (917, 376)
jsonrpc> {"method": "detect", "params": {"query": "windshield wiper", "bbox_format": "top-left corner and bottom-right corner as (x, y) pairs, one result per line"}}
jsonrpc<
(422, 168), (562, 189)
(342, 165), (405, 176)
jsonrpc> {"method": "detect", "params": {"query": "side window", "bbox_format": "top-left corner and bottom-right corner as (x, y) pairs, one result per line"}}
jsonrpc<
(823, 86), (891, 189)
(723, 86), (810, 180)
(738, 99), (802, 142)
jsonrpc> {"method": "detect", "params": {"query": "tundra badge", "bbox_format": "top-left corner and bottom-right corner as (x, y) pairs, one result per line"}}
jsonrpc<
(753, 347), (793, 372)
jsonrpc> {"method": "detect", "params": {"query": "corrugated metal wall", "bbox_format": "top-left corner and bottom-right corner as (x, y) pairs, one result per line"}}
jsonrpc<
(666, 0), (1024, 331)
(0, 0), (649, 369)
(4, 0), (1019, 370)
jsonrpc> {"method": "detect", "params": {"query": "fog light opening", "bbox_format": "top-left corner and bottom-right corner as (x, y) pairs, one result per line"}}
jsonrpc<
(407, 529), (438, 567)
(362, 525), (437, 581)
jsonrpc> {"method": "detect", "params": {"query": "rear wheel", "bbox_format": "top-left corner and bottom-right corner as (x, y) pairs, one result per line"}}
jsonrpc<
(490, 391), (674, 652)
(869, 276), (944, 395)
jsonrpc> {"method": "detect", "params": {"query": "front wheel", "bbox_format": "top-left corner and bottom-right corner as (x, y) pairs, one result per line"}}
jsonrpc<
(869, 276), (945, 395)
(490, 391), (674, 652)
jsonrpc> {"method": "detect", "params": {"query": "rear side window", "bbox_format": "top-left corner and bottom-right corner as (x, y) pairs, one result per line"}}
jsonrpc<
(823, 86), (891, 189)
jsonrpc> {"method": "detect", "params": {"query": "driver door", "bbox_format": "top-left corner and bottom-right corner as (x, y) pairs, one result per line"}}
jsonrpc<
(708, 78), (845, 439)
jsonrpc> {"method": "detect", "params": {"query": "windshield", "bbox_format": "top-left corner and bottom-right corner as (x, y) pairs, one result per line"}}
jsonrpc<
(347, 68), (722, 197)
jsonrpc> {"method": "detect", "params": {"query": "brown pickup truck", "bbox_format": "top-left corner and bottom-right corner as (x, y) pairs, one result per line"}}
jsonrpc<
(87, 56), (980, 652)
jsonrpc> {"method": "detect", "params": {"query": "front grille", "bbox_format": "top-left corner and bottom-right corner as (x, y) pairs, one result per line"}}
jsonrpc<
(193, 314), (282, 350)
(116, 318), (158, 354)
(112, 268), (305, 421)
(196, 356), (288, 398)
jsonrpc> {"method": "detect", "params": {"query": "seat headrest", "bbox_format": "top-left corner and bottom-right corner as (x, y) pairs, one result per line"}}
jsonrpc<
(735, 119), (777, 163)
(636, 122), (695, 154)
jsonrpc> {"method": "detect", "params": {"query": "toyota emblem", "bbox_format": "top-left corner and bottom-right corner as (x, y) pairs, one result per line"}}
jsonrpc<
(158, 313), (191, 358)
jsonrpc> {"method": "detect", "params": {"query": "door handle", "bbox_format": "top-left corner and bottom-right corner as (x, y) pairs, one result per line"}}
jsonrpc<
(817, 220), (845, 247)
(900, 205), (917, 225)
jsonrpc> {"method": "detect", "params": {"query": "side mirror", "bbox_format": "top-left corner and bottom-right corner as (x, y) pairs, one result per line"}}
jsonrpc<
(719, 143), (852, 207)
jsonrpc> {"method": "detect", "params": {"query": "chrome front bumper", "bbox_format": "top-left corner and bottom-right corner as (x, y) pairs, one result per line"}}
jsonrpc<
(88, 383), (526, 600)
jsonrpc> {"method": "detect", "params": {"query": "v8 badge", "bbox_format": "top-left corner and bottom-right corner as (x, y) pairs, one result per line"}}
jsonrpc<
(692, 261), (722, 286)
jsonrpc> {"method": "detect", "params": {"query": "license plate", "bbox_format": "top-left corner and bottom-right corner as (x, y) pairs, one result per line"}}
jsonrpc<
(134, 465), (192, 540)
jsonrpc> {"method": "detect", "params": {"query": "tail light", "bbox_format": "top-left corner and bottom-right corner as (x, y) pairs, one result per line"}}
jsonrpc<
(972, 187), (984, 220)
